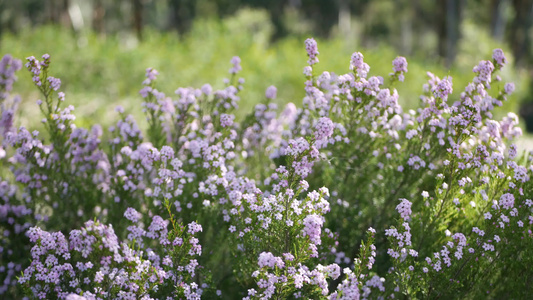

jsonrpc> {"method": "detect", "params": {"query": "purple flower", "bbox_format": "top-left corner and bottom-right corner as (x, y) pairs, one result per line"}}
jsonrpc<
(303, 66), (313, 77)
(258, 252), (284, 269)
(124, 207), (141, 223)
(229, 56), (242, 74)
(392, 56), (408, 73)
(201, 83), (212, 95)
(0, 54), (23, 99)
(160, 145), (175, 160)
(287, 137), (310, 156)
(302, 214), (323, 245)
(499, 193), (515, 210)
(187, 221), (203, 235)
(504, 82), (515, 95)
(492, 49), (506, 68)
(142, 67), (158, 85)
(0, 109), (14, 137)
(473, 60), (494, 85)
(66, 294), (87, 300)
(433, 77), (453, 100)
(314, 117), (334, 140)
(48, 76), (61, 91)
(220, 114), (234, 128)
(392, 56), (408, 82)
(396, 198), (412, 219)
(350, 52), (370, 78)
(265, 85), (277, 99)
(41, 53), (50, 66)
(25, 56), (43, 86)
(305, 38), (319, 66)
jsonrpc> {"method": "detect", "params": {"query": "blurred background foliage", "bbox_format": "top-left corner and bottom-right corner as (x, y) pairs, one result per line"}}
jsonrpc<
(0, 0), (532, 134)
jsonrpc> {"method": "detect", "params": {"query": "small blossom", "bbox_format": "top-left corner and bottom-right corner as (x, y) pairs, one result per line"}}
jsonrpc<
(265, 85), (277, 99)
(396, 198), (412, 219)
(305, 38), (319, 65)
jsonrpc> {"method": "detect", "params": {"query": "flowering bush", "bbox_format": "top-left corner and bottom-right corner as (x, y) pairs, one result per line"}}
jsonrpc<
(0, 38), (532, 299)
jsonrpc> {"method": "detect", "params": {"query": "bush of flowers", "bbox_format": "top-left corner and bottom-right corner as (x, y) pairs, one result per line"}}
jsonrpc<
(0, 38), (532, 299)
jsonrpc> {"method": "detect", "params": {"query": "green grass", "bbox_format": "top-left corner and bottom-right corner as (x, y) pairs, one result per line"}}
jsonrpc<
(1, 10), (529, 132)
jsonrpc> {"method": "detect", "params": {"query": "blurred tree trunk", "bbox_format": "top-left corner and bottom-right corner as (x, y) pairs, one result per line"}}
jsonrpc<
(397, 0), (413, 55)
(68, 0), (84, 33)
(338, 0), (351, 38)
(133, 0), (143, 41)
(0, 0), (4, 45)
(48, 0), (58, 23)
(93, 0), (105, 35)
(168, 0), (196, 35)
(436, 0), (464, 67)
(436, 2), (447, 64)
(47, 0), (71, 26)
(60, 0), (72, 28)
(509, 0), (533, 67)
(490, 0), (507, 41)
(269, 0), (287, 40)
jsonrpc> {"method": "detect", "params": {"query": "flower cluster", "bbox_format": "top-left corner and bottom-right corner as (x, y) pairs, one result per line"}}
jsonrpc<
(20, 221), (165, 299)
(0, 54), (22, 101)
(305, 38), (319, 66)
(0, 41), (530, 300)
(391, 56), (408, 82)
(20, 208), (207, 300)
